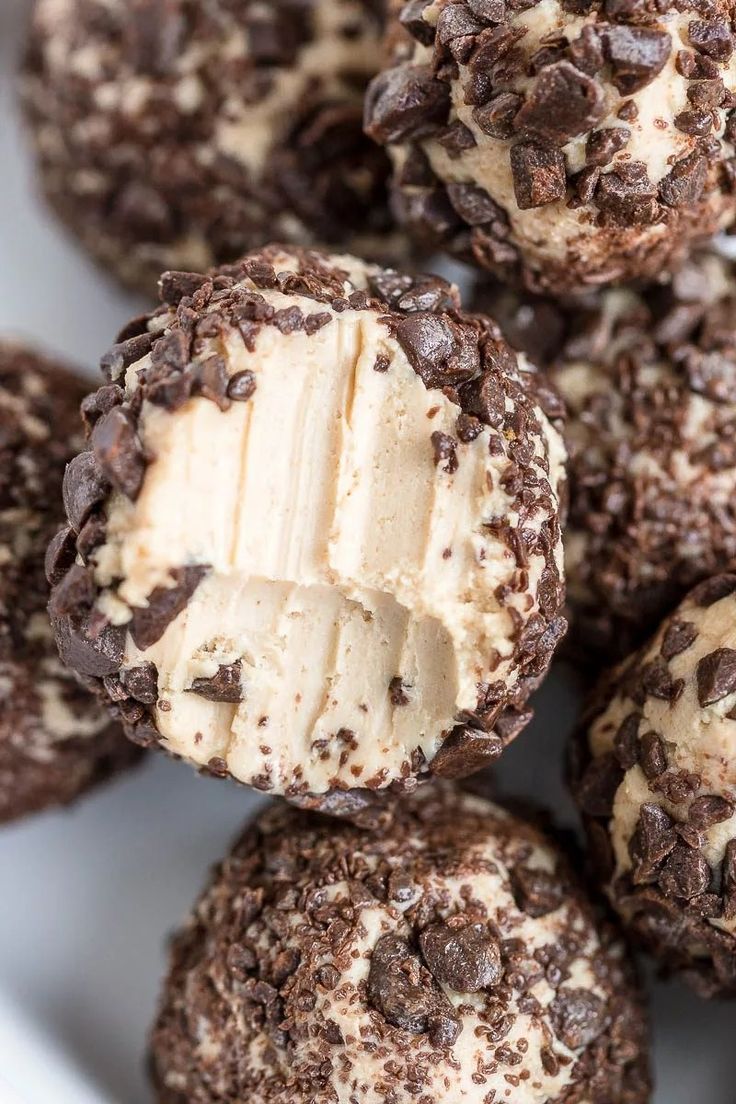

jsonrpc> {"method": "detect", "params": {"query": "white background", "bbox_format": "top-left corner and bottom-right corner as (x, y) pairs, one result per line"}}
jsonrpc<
(0, 2), (734, 1100)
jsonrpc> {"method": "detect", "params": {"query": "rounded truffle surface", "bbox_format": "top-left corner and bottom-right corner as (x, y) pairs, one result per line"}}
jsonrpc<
(546, 250), (736, 659)
(0, 342), (138, 823)
(22, 0), (403, 294)
(48, 246), (567, 815)
(150, 785), (651, 1104)
(366, 0), (736, 293)
(571, 573), (736, 997)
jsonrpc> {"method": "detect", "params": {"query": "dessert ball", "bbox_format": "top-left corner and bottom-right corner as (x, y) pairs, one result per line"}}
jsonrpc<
(48, 245), (567, 820)
(571, 574), (736, 997)
(22, 0), (402, 295)
(365, 0), (736, 294)
(150, 785), (651, 1104)
(547, 249), (736, 659)
(0, 342), (138, 823)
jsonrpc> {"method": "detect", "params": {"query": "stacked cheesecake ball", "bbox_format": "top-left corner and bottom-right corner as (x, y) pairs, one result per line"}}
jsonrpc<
(13, 0), (736, 1097)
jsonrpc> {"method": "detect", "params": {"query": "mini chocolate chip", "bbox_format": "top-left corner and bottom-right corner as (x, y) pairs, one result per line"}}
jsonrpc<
(639, 731), (667, 780)
(585, 126), (629, 166)
(389, 676), (411, 706)
(91, 408), (146, 500)
(367, 934), (461, 1041)
(472, 92), (522, 138)
(661, 619), (698, 660)
(395, 313), (481, 389)
(630, 803), (677, 881)
(514, 61), (605, 144)
(227, 370), (257, 401)
(658, 845), (711, 899)
(195, 355), (230, 411)
(688, 795), (735, 829)
(420, 922), (503, 992)
(568, 25), (604, 74)
(100, 333), (154, 381)
(510, 142), (566, 208)
(431, 431), (459, 474)
(62, 451), (110, 532)
(689, 575), (736, 607)
(550, 989), (607, 1049)
(674, 109), (712, 136)
(188, 661), (244, 703)
(364, 66), (450, 144)
(130, 565), (209, 650)
(689, 19), (733, 61)
(45, 526), (77, 587)
(511, 866), (564, 917)
(603, 26), (671, 94)
(120, 662), (159, 704)
(697, 648), (736, 706)
(447, 182), (502, 225)
(614, 712), (641, 769)
(159, 271), (210, 306)
(431, 728), (504, 778)
(80, 385), (124, 432)
(399, 0), (436, 44)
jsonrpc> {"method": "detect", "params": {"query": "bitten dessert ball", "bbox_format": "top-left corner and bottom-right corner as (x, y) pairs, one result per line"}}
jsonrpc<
(365, 0), (736, 293)
(22, 0), (401, 295)
(546, 249), (736, 659)
(571, 574), (736, 997)
(150, 785), (651, 1104)
(0, 343), (138, 823)
(48, 245), (567, 820)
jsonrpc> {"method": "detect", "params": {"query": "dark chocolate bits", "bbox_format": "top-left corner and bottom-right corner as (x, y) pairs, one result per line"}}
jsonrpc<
(419, 922), (503, 991)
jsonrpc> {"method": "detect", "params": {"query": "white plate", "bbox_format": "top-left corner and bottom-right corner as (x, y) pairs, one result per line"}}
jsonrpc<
(0, 4), (734, 1101)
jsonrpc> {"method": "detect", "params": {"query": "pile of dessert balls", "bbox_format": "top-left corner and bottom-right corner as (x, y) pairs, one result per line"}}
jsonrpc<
(5, 0), (736, 1098)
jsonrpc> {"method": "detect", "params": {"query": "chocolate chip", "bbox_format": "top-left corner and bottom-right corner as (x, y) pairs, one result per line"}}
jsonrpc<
(630, 803), (677, 881)
(640, 657), (682, 702)
(395, 313), (481, 389)
(514, 61), (605, 144)
(389, 677), (411, 706)
(688, 574), (736, 608)
(159, 271), (210, 306)
(674, 109), (712, 136)
(62, 451), (110, 532)
(227, 370), (257, 401)
(364, 66), (450, 144)
(660, 619), (698, 660)
(472, 92), (522, 138)
(80, 385), (124, 432)
(576, 752), (623, 817)
(194, 355), (230, 411)
(130, 565), (208, 650)
(398, 0), (436, 45)
(659, 845), (711, 899)
(511, 866), (564, 917)
(120, 662), (159, 704)
(697, 648), (736, 706)
(431, 431), (459, 474)
(595, 162), (658, 225)
(688, 795), (735, 829)
(91, 408), (146, 500)
(585, 127), (629, 166)
(288, 788), (390, 832)
(614, 712), (641, 769)
(639, 731), (667, 780)
(550, 989), (607, 1049)
(100, 332), (154, 381)
(45, 526), (77, 587)
(420, 922), (503, 992)
(603, 26), (671, 94)
(431, 728), (504, 778)
(367, 934), (461, 1044)
(447, 182), (501, 225)
(188, 661), (244, 703)
(510, 142), (566, 208)
(467, 0), (506, 18)
(568, 25), (604, 74)
(437, 120), (478, 157)
(689, 19), (733, 61)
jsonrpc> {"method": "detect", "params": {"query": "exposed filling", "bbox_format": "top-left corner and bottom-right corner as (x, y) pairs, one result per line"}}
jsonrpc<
(93, 296), (560, 793)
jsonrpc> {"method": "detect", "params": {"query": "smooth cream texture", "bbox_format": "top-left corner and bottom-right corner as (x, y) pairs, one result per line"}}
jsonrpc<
(93, 259), (565, 795)
(589, 591), (736, 937)
(402, 0), (736, 273)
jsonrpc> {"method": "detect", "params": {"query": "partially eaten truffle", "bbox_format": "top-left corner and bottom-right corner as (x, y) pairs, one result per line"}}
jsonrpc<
(150, 785), (651, 1103)
(49, 246), (567, 816)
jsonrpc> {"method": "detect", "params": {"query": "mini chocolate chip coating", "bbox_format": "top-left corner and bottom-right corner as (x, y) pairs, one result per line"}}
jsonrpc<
(0, 342), (139, 823)
(366, 0), (736, 293)
(542, 249), (736, 659)
(49, 245), (567, 813)
(150, 785), (651, 1103)
(571, 574), (736, 997)
(21, 0), (408, 295)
